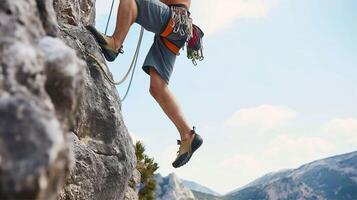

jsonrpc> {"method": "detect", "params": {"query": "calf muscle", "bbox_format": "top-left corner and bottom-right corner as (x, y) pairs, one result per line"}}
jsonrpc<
(149, 68), (191, 141)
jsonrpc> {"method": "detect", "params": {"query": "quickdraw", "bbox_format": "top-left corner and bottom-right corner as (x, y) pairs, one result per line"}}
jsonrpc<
(186, 24), (204, 66)
(160, 6), (205, 65)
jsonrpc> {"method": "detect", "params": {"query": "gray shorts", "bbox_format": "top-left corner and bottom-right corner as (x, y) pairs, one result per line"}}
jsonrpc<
(135, 0), (188, 83)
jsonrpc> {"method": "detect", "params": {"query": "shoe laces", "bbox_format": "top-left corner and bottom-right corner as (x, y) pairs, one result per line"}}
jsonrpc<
(176, 140), (183, 155)
(176, 126), (196, 155)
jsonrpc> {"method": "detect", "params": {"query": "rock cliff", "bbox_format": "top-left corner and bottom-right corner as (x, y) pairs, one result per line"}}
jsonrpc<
(0, 0), (136, 199)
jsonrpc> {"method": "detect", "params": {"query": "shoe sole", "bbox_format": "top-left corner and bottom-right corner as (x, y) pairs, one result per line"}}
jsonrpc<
(173, 134), (203, 168)
(85, 25), (118, 62)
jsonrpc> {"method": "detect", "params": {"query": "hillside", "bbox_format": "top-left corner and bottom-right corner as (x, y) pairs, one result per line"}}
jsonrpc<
(225, 151), (357, 200)
(182, 179), (221, 196)
(157, 151), (357, 200)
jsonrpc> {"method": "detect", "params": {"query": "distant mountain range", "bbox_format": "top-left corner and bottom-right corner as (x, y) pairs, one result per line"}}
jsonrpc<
(155, 173), (195, 200)
(181, 179), (221, 196)
(155, 151), (357, 200)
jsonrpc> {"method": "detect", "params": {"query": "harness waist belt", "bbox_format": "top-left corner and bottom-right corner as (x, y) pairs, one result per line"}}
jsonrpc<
(160, 5), (192, 55)
(161, 18), (175, 38)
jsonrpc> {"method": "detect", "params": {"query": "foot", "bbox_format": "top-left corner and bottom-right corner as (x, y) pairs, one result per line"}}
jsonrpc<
(85, 25), (123, 62)
(172, 127), (203, 168)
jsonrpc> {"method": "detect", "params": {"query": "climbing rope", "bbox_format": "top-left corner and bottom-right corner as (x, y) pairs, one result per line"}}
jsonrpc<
(104, 0), (142, 101)
(105, 0), (115, 35)
(122, 27), (143, 101)
(121, 29), (142, 101)
(59, 0), (143, 100)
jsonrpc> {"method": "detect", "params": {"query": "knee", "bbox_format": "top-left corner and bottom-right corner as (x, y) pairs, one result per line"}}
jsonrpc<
(149, 68), (167, 98)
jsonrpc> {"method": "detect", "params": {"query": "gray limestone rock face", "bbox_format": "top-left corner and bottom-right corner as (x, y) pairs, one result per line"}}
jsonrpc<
(53, 0), (96, 27)
(0, 0), (136, 199)
(54, 0), (136, 199)
(124, 169), (141, 200)
(0, 0), (77, 199)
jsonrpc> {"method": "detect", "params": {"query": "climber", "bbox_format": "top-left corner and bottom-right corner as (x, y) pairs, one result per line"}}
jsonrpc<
(86, 0), (203, 168)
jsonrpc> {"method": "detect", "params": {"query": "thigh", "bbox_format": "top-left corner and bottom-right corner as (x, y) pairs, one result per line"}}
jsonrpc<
(149, 68), (167, 88)
(135, 0), (171, 34)
(142, 35), (177, 84)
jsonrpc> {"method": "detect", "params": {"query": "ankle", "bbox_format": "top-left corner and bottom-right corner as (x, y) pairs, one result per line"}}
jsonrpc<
(111, 35), (122, 51)
(180, 132), (193, 142)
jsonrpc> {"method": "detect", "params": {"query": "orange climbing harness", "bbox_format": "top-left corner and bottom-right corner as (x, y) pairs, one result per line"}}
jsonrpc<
(161, 36), (180, 55)
(160, 18), (180, 55)
(161, 18), (176, 38)
(159, 6), (191, 55)
(160, 5), (205, 65)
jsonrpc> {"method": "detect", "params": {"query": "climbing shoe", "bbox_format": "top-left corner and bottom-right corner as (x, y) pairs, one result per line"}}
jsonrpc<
(172, 127), (203, 168)
(85, 25), (123, 62)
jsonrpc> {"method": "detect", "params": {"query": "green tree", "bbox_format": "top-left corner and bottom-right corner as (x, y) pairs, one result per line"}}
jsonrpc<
(131, 141), (159, 200)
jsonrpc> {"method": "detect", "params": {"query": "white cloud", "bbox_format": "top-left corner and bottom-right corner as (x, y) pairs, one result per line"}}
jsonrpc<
(264, 135), (334, 164)
(225, 104), (297, 132)
(218, 105), (336, 183)
(322, 118), (357, 145)
(322, 118), (357, 134)
(96, 0), (279, 35)
(191, 0), (280, 35)
(221, 154), (261, 170)
(220, 134), (334, 174)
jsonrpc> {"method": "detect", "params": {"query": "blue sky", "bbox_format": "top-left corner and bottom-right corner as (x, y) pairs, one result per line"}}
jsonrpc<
(95, 0), (357, 194)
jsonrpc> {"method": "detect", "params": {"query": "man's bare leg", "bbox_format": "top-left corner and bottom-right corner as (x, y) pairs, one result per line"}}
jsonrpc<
(149, 68), (192, 141)
(106, 0), (138, 51)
